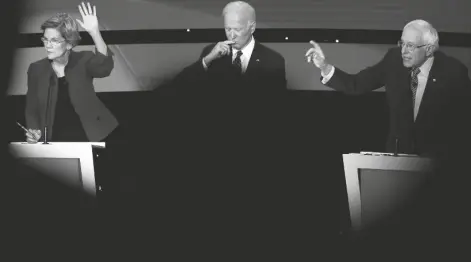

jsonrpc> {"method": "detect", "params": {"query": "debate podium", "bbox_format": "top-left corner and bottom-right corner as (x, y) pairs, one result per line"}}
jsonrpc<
(9, 142), (105, 197)
(343, 152), (435, 232)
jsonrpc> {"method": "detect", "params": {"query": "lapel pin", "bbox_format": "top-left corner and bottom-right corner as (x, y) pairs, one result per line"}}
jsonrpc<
(256, 59), (260, 62)
(432, 78), (436, 82)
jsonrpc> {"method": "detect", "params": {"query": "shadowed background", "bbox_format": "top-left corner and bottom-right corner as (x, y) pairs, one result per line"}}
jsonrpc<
(4, 0), (471, 256)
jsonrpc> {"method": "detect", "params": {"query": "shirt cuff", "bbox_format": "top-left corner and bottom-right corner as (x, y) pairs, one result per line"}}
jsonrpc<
(321, 66), (335, 84)
(95, 46), (114, 57)
(202, 58), (208, 70)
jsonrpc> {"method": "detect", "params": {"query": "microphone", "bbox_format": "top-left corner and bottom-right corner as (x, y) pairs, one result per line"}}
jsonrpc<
(43, 73), (54, 144)
(394, 136), (399, 156)
(393, 113), (400, 156)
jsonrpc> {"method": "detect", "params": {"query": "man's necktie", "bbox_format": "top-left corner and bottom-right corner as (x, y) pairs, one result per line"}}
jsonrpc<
(233, 50), (243, 74)
(410, 67), (421, 108)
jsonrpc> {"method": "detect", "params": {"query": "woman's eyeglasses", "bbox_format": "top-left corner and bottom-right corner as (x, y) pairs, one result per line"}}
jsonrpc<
(41, 37), (66, 46)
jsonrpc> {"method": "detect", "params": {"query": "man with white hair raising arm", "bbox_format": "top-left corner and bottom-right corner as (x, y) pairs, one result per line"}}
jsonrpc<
(306, 19), (471, 160)
(306, 19), (471, 241)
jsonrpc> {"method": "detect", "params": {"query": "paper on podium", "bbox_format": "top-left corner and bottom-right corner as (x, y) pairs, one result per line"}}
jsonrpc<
(9, 141), (105, 148)
(359, 151), (419, 157)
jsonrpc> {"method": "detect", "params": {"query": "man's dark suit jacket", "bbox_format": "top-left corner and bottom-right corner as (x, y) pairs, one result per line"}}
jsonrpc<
(325, 47), (471, 159)
(326, 47), (471, 241)
(166, 39), (289, 166)
(172, 40), (287, 97)
(25, 48), (118, 142)
(150, 40), (290, 236)
(168, 39), (288, 146)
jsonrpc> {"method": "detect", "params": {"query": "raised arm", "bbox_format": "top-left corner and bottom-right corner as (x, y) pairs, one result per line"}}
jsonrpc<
(305, 40), (387, 95)
(76, 2), (114, 77)
(76, 2), (106, 55)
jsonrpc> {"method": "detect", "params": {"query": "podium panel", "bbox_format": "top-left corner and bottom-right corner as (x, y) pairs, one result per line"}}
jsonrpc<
(9, 142), (105, 197)
(343, 153), (434, 231)
(17, 158), (82, 189)
(359, 169), (430, 228)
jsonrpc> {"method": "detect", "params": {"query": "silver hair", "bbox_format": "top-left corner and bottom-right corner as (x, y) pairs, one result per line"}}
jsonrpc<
(222, 1), (256, 25)
(403, 19), (439, 51)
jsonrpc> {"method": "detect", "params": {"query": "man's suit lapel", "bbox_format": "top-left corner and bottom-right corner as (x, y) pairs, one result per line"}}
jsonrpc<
(217, 51), (236, 76)
(396, 63), (415, 122)
(244, 41), (262, 76)
(222, 51), (233, 67)
(414, 54), (444, 124)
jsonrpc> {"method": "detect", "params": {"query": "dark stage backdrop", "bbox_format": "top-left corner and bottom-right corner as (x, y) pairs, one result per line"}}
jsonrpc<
(7, 0), (471, 234)
(8, 0), (471, 94)
(6, 89), (389, 232)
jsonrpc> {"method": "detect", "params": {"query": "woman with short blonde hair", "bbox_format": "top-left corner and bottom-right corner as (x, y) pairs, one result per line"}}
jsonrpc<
(25, 2), (119, 143)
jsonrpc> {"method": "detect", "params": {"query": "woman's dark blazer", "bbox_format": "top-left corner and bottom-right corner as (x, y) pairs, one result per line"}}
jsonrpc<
(25, 48), (118, 141)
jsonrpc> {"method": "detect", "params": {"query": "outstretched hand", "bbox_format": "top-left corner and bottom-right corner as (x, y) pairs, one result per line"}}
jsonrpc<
(76, 2), (99, 34)
(305, 40), (327, 69)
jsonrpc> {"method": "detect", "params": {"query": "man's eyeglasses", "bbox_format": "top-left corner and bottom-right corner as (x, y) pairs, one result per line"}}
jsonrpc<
(397, 40), (427, 51)
(41, 37), (66, 46)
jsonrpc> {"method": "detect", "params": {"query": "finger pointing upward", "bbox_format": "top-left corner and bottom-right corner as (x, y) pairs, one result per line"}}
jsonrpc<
(310, 40), (321, 49)
(307, 40), (321, 52)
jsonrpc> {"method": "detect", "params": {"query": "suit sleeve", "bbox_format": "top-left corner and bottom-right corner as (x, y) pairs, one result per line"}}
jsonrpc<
(169, 45), (213, 94)
(86, 47), (114, 78)
(25, 64), (40, 129)
(188, 45), (213, 78)
(263, 53), (287, 94)
(451, 64), (471, 156)
(324, 49), (391, 95)
(276, 56), (287, 91)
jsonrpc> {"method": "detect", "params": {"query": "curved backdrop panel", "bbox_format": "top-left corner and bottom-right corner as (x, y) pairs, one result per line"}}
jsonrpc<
(8, 0), (471, 95)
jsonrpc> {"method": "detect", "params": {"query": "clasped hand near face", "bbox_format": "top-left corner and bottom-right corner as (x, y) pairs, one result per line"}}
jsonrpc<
(203, 40), (235, 66)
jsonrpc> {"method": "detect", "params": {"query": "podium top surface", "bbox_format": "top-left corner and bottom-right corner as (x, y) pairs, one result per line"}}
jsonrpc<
(355, 152), (419, 157)
(343, 152), (435, 172)
(9, 142), (105, 149)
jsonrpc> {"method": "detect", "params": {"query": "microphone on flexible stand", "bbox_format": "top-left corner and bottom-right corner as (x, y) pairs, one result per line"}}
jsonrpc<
(393, 113), (400, 156)
(394, 136), (399, 156)
(42, 74), (54, 144)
